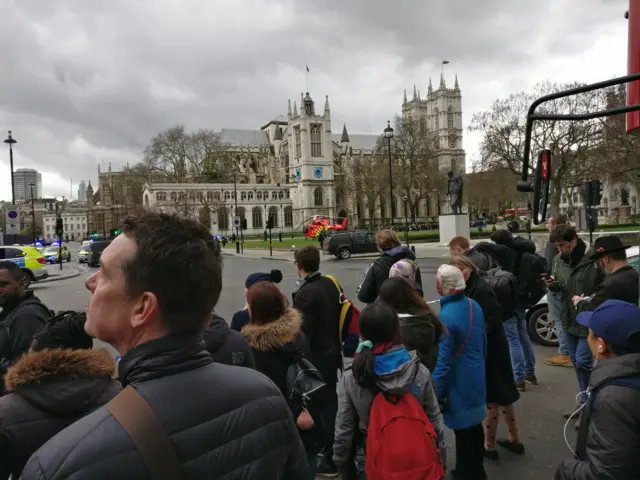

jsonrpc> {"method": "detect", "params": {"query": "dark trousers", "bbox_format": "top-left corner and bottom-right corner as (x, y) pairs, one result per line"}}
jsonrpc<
(454, 424), (487, 480)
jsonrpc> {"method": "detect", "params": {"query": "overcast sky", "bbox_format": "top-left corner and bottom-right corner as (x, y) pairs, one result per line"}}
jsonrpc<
(0, 0), (630, 202)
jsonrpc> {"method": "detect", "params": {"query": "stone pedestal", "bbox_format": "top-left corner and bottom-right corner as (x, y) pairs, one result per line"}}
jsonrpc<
(439, 213), (470, 246)
(619, 205), (633, 224)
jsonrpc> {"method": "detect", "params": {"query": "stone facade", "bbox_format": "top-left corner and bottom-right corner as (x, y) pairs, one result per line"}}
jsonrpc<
(43, 204), (87, 242)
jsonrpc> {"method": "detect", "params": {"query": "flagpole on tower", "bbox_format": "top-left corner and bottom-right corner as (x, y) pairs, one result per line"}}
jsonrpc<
(441, 60), (450, 75)
(305, 65), (310, 92)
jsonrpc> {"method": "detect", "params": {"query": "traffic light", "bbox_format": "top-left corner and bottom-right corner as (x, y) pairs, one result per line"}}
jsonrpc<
(55, 218), (64, 237)
(266, 217), (273, 230)
(532, 150), (552, 224)
(241, 218), (247, 230)
(590, 179), (602, 206)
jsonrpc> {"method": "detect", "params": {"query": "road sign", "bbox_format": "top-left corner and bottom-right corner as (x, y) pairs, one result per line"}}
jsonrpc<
(233, 216), (240, 227)
(5, 205), (19, 235)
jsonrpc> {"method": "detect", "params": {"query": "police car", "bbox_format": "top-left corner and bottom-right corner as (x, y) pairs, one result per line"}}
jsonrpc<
(0, 245), (49, 288)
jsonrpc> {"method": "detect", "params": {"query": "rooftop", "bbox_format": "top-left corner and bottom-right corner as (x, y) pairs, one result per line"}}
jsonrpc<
(220, 129), (270, 148)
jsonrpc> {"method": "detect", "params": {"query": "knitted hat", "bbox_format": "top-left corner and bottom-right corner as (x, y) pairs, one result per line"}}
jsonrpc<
(389, 259), (418, 283)
(436, 264), (466, 297)
(245, 269), (283, 289)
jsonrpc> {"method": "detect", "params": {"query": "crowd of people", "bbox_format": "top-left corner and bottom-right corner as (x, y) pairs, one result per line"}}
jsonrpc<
(0, 211), (638, 479)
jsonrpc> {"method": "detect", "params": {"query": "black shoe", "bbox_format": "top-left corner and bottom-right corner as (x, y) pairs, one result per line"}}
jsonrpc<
(316, 459), (339, 478)
(496, 439), (525, 455)
(484, 449), (499, 460)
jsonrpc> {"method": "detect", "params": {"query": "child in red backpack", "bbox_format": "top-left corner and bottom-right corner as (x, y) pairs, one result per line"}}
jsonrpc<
(333, 303), (446, 479)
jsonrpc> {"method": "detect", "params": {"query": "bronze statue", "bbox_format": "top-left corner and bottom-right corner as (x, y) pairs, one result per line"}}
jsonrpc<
(446, 171), (464, 214)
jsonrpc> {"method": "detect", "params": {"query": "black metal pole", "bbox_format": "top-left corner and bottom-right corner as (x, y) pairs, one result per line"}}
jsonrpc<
(269, 225), (273, 257)
(387, 137), (394, 227)
(233, 171), (240, 254)
(404, 198), (409, 246)
(30, 184), (36, 246)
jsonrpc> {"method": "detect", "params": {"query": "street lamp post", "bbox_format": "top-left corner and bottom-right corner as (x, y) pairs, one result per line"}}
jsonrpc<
(403, 195), (409, 247)
(232, 169), (240, 254)
(383, 121), (395, 227)
(29, 183), (36, 246)
(4, 131), (17, 205)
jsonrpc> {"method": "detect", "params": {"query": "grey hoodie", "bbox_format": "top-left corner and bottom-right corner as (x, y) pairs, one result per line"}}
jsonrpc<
(333, 350), (446, 474)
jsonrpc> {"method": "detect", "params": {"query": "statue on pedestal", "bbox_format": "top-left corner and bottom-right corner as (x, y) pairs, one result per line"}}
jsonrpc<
(446, 171), (464, 214)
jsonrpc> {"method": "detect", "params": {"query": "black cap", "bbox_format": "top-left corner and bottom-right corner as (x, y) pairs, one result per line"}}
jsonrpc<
(590, 236), (631, 259)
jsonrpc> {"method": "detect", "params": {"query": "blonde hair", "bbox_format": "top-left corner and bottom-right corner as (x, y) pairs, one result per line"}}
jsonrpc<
(376, 229), (401, 251)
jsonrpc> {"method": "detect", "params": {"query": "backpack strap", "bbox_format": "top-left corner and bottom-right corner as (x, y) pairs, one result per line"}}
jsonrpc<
(575, 376), (640, 459)
(455, 299), (474, 358)
(325, 274), (350, 345)
(106, 386), (184, 480)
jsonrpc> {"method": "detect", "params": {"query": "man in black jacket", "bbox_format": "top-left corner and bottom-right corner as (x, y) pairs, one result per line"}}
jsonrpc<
(21, 213), (307, 480)
(203, 313), (254, 368)
(574, 236), (639, 312)
(0, 261), (51, 395)
(292, 246), (342, 477)
(357, 229), (422, 303)
(556, 300), (640, 479)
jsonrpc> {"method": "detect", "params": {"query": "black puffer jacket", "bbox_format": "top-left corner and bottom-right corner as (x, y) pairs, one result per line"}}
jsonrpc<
(357, 246), (423, 304)
(0, 348), (120, 479)
(556, 353), (640, 480)
(203, 313), (254, 368)
(20, 334), (309, 480)
(0, 291), (51, 394)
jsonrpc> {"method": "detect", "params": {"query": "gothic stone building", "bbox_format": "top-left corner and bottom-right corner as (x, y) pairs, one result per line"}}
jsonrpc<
(142, 75), (466, 235)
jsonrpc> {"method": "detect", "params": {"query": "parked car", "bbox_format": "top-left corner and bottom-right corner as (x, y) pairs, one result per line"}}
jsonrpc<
(42, 246), (71, 264)
(323, 229), (377, 259)
(0, 245), (49, 288)
(87, 240), (111, 268)
(526, 245), (639, 346)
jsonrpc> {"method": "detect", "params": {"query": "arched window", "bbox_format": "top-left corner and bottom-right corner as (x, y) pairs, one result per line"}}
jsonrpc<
(218, 207), (229, 230)
(271, 191), (277, 200)
(241, 191), (247, 201)
(286, 190), (290, 199)
(447, 106), (454, 128)
(434, 108), (439, 130)
(144, 195), (149, 207)
(178, 192), (186, 201)
(231, 191), (236, 200)
(257, 191), (263, 200)
(196, 191), (203, 201)
(206, 192), (214, 202)
(252, 207), (263, 228)
(170, 192), (177, 202)
(314, 187), (323, 207)
(284, 206), (293, 227)
(278, 191), (284, 200)
(213, 192), (221, 201)
(420, 116), (426, 136)
(248, 191), (254, 201)
(263, 191), (269, 199)
(156, 192), (166, 202)
(188, 191), (196, 201)
(268, 206), (279, 227)
(224, 191), (231, 200)
(236, 207), (246, 224)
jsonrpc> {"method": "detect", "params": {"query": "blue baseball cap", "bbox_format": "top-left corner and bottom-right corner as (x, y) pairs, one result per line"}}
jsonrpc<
(576, 299), (640, 349)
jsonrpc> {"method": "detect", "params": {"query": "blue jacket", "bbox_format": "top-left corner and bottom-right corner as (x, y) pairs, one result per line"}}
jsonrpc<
(432, 293), (487, 430)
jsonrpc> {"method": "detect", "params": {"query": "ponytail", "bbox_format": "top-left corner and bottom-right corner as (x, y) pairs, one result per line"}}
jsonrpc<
(353, 341), (376, 389)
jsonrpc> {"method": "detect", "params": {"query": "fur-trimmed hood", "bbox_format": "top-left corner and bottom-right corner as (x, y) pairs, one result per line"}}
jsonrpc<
(241, 307), (302, 351)
(3, 348), (120, 415)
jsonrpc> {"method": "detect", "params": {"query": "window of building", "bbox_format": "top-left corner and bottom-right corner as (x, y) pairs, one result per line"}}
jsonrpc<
(170, 192), (177, 202)
(241, 191), (247, 201)
(252, 207), (263, 228)
(448, 106), (454, 128)
(268, 206), (279, 227)
(214, 192), (221, 201)
(434, 108), (439, 130)
(257, 191), (263, 200)
(206, 192), (214, 201)
(263, 191), (269, 199)
(218, 207), (229, 230)
(236, 206), (246, 224)
(284, 206), (293, 227)
(314, 187), (323, 207)
(224, 191), (231, 200)
(156, 192), (166, 202)
(420, 116), (426, 136)
(271, 191), (277, 200)
(178, 192), (186, 201)
(286, 190), (290, 198)
(278, 191), (284, 200)
(311, 124), (322, 157)
(248, 191), (254, 200)
(294, 126), (301, 159)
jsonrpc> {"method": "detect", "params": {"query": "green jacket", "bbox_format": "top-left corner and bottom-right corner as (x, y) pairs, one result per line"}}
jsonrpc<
(551, 244), (605, 338)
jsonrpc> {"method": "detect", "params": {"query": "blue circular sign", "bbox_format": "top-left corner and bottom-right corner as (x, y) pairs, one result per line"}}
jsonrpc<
(314, 167), (323, 179)
(8, 210), (18, 219)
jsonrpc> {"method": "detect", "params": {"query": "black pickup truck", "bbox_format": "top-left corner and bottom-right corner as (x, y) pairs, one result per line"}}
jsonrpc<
(322, 230), (377, 259)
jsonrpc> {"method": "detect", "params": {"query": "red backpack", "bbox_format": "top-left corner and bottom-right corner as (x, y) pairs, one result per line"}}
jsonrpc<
(365, 392), (445, 480)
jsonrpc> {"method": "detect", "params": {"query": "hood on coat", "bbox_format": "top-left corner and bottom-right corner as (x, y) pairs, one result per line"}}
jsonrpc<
(590, 353), (640, 387)
(204, 313), (231, 351)
(372, 347), (422, 396)
(242, 307), (302, 351)
(4, 348), (118, 415)
(384, 245), (415, 260)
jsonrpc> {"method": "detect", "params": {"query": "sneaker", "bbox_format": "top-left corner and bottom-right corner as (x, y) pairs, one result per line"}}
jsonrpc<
(484, 449), (500, 461)
(496, 439), (525, 455)
(525, 375), (538, 385)
(516, 381), (526, 392)
(544, 354), (573, 367)
(316, 459), (339, 478)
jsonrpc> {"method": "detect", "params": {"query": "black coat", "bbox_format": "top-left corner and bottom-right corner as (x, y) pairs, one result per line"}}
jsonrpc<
(0, 349), (120, 479)
(397, 312), (441, 372)
(292, 272), (343, 387)
(202, 313), (254, 368)
(356, 246), (422, 304)
(0, 292), (51, 394)
(578, 265), (639, 312)
(464, 270), (503, 330)
(21, 334), (309, 480)
(556, 353), (640, 480)
(230, 309), (250, 332)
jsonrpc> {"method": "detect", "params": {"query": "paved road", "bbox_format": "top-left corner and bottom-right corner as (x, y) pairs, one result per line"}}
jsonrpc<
(31, 254), (580, 479)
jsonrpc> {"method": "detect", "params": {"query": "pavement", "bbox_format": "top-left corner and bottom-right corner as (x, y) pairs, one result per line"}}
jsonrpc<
(31, 255), (580, 479)
(36, 264), (82, 284)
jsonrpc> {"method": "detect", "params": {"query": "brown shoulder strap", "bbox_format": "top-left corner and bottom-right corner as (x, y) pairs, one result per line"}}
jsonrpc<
(106, 385), (184, 480)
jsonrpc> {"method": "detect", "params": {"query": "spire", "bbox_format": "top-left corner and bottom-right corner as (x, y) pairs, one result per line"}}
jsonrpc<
(413, 85), (418, 100)
(340, 124), (350, 143)
(454, 74), (460, 91)
(428, 78), (433, 94)
(287, 99), (292, 118)
(300, 92), (306, 117)
(440, 73), (446, 89)
(324, 95), (330, 113)
(293, 101), (298, 117)
(403, 89), (408, 104)
(417, 89), (421, 99)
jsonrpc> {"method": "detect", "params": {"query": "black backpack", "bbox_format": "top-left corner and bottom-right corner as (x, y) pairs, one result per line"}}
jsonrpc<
(285, 354), (331, 453)
(517, 252), (548, 308)
(480, 267), (518, 320)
